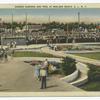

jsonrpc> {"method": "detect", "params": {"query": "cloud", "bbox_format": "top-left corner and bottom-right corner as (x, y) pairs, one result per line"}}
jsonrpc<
(0, 15), (100, 23)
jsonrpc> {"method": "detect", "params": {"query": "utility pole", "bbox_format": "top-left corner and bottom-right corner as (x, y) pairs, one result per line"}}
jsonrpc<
(73, 12), (80, 43)
(25, 13), (28, 31)
(25, 13), (29, 45)
(11, 13), (13, 37)
(67, 23), (69, 34)
(78, 12), (80, 32)
(49, 16), (51, 23)
(66, 23), (69, 43)
(48, 15), (52, 44)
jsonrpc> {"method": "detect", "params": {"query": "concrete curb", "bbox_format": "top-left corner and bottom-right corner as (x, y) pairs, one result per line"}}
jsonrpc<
(60, 70), (79, 83)
(60, 62), (90, 87)
(71, 62), (89, 86)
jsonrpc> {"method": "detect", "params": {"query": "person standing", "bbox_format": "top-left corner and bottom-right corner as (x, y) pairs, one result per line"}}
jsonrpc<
(7, 42), (10, 49)
(4, 48), (8, 62)
(13, 41), (17, 48)
(54, 45), (57, 51)
(40, 66), (47, 89)
(0, 47), (4, 61)
(34, 62), (41, 80)
(10, 48), (15, 59)
(43, 59), (49, 76)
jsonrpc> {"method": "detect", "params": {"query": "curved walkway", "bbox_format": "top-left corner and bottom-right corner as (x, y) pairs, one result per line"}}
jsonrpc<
(41, 47), (100, 66)
(14, 57), (61, 62)
(65, 50), (100, 54)
(0, 59), (83, 92)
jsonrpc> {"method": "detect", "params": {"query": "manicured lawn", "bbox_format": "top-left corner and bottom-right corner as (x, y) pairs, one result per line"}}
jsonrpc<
(13, 51), (58, 58)
(74, 52), (100, 60)
(80, 81), (100, 91)
(79, 64), (100, 91)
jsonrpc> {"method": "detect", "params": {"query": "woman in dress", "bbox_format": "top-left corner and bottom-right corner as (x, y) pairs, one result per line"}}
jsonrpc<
(34, 62), (41, 80)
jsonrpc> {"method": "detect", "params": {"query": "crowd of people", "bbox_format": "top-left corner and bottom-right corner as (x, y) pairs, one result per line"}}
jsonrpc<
(0, 41), (16, 62)
(1, 29), (100, 45)
(7, 41), (17, 48)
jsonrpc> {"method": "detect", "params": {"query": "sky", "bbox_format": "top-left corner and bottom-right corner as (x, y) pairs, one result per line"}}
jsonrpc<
(0, 8), (100, 23)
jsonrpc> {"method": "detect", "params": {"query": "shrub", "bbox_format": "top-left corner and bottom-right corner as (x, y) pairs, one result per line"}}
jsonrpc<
(60, 57), (76, 75)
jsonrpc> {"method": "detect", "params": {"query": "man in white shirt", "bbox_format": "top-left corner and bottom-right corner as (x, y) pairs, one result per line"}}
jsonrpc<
(43, 59), (49, 76)
(40, 66), (47, 89)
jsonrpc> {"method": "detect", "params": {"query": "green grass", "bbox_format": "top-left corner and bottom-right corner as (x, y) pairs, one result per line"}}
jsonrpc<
(74, 52), (100, 60)
(80, 81), (100, 91)
(79, 64), (100, 91)
(13, 51), (58, 58)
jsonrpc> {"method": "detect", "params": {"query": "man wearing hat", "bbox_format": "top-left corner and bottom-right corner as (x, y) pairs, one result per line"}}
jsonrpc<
(40, 63), (47, 89)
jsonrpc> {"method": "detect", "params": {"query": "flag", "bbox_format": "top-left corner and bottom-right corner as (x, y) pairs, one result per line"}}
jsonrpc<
(96, 26), (100, 29)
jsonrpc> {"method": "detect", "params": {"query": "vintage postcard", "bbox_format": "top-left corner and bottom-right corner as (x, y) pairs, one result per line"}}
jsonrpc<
(0, 3), (100, 96)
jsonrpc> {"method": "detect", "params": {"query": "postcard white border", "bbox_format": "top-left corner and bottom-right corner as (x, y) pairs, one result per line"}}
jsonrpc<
(0, 0), (100, 3)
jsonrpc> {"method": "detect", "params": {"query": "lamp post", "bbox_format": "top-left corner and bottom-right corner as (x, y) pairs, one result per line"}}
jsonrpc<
(66, 23), (69, 43)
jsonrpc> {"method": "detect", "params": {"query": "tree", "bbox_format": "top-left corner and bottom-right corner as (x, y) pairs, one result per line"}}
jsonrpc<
(61, 57), (76, 75)
(18, 22), (24, 30)
(11, 22), (18, 30)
